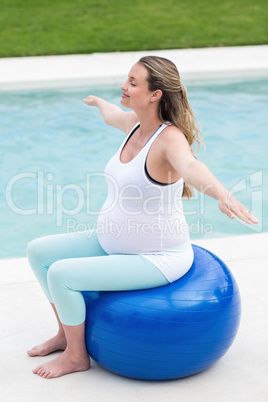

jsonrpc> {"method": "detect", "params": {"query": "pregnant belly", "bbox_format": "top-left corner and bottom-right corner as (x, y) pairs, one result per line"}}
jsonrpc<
(96, 210), (189, 255)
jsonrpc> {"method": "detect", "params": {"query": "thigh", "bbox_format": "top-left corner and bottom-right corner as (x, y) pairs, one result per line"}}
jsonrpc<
(27, 230), (107, 267)
(49, 253), (169, 292)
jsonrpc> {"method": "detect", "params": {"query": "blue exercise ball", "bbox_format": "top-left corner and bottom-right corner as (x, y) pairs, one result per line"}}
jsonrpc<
(83, 245), (241, 380)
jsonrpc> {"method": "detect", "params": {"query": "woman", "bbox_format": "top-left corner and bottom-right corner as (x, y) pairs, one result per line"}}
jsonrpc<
(27, 56), (258, 379)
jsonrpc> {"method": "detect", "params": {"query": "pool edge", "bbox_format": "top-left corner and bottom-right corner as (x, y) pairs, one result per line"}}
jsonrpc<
(1, 45), (268, 91)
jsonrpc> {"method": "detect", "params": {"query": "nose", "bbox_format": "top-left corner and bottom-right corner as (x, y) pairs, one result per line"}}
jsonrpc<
(121, 81), (127, 91)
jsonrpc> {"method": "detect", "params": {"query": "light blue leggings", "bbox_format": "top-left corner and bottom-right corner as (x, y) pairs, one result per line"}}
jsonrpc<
(26, 230), (169, 326)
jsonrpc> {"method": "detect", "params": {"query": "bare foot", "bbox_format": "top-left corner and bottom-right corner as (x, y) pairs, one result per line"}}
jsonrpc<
(27, 334), (67, 357)
(33, 350), (90, 379)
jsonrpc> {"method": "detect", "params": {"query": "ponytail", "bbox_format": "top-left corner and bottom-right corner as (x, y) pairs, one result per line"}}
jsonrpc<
(139, 56), (203, 200)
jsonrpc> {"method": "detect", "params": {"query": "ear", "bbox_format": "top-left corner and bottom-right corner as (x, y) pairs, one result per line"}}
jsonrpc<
(151, 90), (162, 102)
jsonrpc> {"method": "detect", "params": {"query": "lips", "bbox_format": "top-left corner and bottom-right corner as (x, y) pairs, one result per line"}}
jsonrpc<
(122, 93), (129, 98)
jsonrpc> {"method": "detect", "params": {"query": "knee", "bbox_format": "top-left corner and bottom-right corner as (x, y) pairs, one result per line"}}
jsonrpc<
(26, 238), (44, 264)
(47, 260), (66, 292)
(26, 236), (54, 268)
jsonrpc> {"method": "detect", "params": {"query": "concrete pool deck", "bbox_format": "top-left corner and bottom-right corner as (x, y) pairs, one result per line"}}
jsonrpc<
(0, 44), (268, 91)
(1, 233), (268, 402)
(1, 45), (268, 401)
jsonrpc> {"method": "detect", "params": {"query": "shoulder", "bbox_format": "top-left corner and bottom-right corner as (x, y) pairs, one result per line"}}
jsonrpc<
(160, 124), (190, 148)
(157, 124), (193, 165)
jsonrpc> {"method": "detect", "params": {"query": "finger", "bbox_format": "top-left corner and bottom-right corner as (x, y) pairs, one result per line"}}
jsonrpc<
(83, 96), (91, 103)
(243, 209), (259, 224)
(229, 206), (252, 224)
(222, 202), (250, 223)
(221, 195), (259, 224)
(230, 208), (259, 225)
(221, 204), (236, 220)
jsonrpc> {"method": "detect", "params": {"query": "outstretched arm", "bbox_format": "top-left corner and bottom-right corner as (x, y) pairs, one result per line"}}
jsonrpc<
(83, 95), (138, 134)
(184, 159), (258, 224)
(164, 127), (259, 225)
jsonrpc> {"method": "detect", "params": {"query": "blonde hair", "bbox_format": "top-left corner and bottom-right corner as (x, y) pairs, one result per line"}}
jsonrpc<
(139, 56), (203, 200)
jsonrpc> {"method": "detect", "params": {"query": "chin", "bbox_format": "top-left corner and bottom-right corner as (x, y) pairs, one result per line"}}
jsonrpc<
(120, 99), (131, 109)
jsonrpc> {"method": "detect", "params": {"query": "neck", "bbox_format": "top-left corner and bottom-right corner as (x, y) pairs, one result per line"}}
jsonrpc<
(134, 109), (163, 138)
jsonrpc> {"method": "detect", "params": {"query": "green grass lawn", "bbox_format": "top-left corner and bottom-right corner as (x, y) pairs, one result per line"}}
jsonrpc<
(1, 0), (267, 57)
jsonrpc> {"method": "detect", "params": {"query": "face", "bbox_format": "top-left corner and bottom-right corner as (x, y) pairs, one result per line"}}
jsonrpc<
(120, 63), (154, 111)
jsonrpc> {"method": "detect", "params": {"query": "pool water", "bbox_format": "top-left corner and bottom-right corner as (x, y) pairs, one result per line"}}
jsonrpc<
(0, 79), (267, 258)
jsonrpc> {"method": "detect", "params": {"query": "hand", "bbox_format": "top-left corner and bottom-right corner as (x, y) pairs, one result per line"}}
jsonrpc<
(218, 191), (259, 225)
(83, 95), (98, 106)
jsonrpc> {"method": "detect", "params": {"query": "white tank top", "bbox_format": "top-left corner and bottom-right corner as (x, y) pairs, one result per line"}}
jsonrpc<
(96, 123), (193, 282)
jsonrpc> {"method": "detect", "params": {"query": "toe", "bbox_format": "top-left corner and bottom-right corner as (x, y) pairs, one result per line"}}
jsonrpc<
(33, 365), (41, 374)
(37, 367), (45, 376)
(29, 346), (41, 357)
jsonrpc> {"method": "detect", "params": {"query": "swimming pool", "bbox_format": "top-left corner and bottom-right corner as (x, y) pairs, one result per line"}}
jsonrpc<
(1, 79), (267, 258)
